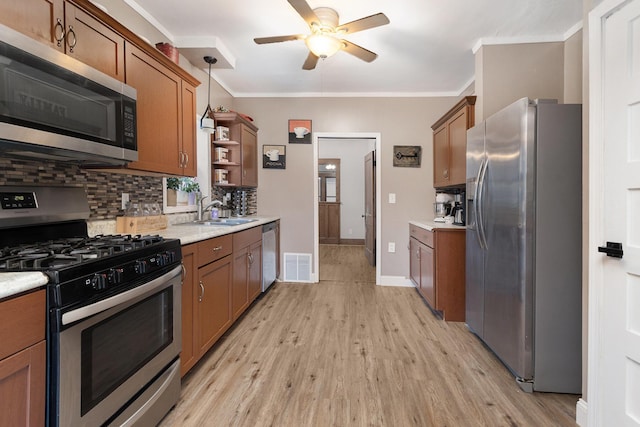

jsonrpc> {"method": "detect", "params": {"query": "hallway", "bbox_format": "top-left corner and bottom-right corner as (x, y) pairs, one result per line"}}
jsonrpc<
(161, 245), (577, 426)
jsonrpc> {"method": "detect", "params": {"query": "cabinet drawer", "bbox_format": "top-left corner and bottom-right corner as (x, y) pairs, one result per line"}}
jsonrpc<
(197, 234), (233, 267)
(232, 226), (262, 249)
(410, 225), (434, 248)
(0, 290), (45, 360)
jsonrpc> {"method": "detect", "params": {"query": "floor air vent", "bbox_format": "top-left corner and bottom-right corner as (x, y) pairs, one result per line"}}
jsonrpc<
(283, 253), (312, 282)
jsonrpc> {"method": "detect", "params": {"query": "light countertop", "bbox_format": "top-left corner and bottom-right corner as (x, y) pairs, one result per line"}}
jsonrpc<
(155, 216), (280, 245)
(409, 219), (466, 231)
(0, 216), (279, 300)
(0, 272), (48, 300)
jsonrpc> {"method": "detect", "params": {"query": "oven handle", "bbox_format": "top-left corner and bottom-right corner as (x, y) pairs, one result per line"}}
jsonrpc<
(61, 265), (182, 326)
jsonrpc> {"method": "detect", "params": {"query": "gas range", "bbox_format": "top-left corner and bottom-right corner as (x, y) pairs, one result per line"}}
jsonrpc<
(0, 185), (183, 426)
(0, 186), (182, 309)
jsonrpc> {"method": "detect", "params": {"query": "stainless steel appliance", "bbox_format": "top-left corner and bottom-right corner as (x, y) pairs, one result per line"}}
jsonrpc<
(262, 221), (277, 292)
(0, 186), (181, 426)
(465, 98), (582, 393)
(0, 24), (137, 166)
(452, 192), (465, 226)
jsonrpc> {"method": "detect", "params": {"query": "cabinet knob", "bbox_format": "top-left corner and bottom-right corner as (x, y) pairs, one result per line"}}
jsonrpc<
(212, 246), (222, 251)
(443, 169), (449, 179)
(198, 281), (204, 302)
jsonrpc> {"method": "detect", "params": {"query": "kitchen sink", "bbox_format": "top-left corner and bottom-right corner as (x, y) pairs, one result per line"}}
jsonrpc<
(187, 218), (259, 226)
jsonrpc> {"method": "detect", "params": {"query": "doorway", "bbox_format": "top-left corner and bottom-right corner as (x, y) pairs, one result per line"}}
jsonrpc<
(313, 133), (381, 285)
(318, 158), (341, 244)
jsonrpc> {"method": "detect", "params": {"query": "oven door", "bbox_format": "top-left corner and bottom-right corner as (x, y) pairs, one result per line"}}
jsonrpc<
(55, 265), (181, 427)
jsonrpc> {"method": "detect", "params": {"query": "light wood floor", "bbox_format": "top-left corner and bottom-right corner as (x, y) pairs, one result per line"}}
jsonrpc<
(160, 244), (578, 426)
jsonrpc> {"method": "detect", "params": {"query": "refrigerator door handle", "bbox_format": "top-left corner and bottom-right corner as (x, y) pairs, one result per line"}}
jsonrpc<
(477, 156), (489, 249)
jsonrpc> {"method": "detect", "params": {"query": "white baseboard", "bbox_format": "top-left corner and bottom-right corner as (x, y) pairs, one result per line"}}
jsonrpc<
(378, 275), (414, 287)
(576, 398), (588, 426)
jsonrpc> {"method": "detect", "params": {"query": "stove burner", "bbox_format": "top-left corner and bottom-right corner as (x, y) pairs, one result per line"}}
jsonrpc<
(0, 234), (166, 272)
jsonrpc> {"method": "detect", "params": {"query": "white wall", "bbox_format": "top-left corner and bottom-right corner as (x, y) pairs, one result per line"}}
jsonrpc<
(319, 138), (376, 240)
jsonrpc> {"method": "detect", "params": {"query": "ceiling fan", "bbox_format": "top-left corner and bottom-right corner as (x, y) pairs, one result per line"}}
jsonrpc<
(253, 0), (390, 70)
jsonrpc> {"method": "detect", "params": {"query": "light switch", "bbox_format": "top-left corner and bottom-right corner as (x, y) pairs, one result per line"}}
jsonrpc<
(389, 193), (396, 204)
(121, 193), (130, 210)
(388, 242), (396, 253)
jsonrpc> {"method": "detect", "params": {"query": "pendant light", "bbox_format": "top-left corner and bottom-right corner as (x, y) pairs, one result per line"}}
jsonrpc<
(200, 55), (217, 134)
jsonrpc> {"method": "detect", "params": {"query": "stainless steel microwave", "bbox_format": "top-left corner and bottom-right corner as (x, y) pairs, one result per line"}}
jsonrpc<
(0, 24), (137, 166)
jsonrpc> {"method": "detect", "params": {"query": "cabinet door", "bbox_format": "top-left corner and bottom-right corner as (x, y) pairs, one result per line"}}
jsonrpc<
(241, 125), (258, 187)
(180, 244), (197, 377)
(125, 44), (183, 175)
(63, 1), (125, 81)
(0, 0), (64, 51)
(232, 245), (250, 321)
(197, 256), (232, 355)
(433, 124), (449, 187)
(409, 237), (421, 289)
(181, 82), (197, 176)
(420, 242), (435, 308)
(0, 341), (46, 427)
(248, 240), (262, 301)
(448, 108), (468, 186)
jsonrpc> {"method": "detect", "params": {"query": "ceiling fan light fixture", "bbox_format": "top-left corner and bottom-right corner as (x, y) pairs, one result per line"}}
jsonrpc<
(305, 33), (342, 59)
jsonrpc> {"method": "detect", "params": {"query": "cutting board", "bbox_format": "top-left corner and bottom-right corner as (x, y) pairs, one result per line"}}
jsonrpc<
(116, 215), (168, 234)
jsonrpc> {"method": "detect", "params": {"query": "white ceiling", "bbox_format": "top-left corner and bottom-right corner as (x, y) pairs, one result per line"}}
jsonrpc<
(125, 0), (583, 97)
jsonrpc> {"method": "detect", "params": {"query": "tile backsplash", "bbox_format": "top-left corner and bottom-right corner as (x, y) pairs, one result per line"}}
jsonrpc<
(0, 157), (162, 220)
(0, 157), (258, 220)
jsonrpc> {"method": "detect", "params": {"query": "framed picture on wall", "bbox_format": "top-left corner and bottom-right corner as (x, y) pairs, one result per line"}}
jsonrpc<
(263, 145), (286, 169)
(288, 119), (312, 144)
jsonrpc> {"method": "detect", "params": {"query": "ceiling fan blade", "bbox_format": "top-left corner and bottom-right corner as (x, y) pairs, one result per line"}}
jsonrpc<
(341, 40), (378, 63)
(254, 35), (303, 44)
(287, 0), (320, 26)
(302, 52), (319, 70)
(336, 13), (390, 34)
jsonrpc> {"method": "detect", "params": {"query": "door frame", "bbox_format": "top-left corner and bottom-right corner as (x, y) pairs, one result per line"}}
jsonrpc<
(313, 132), (381, 285)
(586, 0), (629, 424)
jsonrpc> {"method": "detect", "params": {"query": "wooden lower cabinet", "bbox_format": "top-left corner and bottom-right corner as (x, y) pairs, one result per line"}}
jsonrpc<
(232, 227), (262, 321)
(180, 244), (197, 376)
(0, 290), (46, 426)
(409, 224), (465, 321)
(197, 256), (233, 353)
(181, 226), (264, 376)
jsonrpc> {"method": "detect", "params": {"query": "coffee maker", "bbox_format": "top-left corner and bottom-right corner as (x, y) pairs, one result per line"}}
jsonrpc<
(451, 192), (465, 225)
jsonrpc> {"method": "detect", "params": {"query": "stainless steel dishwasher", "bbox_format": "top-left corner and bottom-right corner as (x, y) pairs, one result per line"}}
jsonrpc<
(262, 221), (277, 292)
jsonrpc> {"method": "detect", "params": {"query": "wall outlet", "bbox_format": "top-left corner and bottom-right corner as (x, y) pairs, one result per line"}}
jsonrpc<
(388, 242), (396, 253)
(348, 228), (353, 235)
(388, 193), (396, 204)
(121, 193), (130, 210)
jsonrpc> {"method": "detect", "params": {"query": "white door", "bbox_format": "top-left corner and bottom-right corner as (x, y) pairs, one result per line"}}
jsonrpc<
(589, 0), (640, 425)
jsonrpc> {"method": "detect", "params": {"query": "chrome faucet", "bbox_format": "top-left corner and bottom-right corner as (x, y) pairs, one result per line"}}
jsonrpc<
(196, 195), (223, 221)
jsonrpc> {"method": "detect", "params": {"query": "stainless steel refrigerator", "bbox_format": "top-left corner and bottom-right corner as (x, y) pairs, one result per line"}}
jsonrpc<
(465, 98), (582, 393)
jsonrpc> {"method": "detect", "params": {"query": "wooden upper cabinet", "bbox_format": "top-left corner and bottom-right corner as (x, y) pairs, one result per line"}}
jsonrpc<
(0, 0), (125, 82)
(181, 82), (198, 177)
(431, 96), (476, 188)
(125, 44), (198, 176)
(63, 1), (125, 81)
(240, 125), (258, 187)
(0, 0), (64, 50)
(433, 124), (449, 188)
(0, 0), (200, 176)
(213, 112), (259, 188)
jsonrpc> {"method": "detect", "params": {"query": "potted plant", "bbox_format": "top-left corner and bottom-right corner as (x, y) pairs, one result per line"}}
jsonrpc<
(166, 177), (180, 206)
(181, 178), (200, 205)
